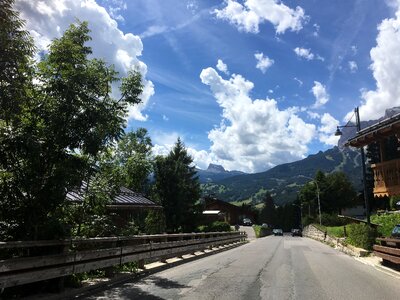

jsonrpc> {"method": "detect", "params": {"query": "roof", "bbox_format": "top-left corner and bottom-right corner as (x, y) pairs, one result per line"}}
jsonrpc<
(346, 113), (400, 147)
(66, 182), (161, 208)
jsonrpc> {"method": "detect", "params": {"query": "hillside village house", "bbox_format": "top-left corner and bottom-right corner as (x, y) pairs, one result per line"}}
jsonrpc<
(67, 182), (162, 227)
(201, 195), (256, 225)
(347, 113), (400, 199)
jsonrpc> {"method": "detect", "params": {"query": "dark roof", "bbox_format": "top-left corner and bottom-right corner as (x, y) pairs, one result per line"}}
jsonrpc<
(346, 113), (400, 147)
(66, 182), (160, 208)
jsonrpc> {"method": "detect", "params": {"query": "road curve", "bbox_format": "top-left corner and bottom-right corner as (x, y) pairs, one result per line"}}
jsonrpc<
(84, 235), (400, 300)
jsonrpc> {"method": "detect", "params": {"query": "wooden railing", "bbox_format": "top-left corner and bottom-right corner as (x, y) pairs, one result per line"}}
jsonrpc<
(0, 231), (246, 289)
(371, 158), (400, 197)
(373, 237), (400, 265)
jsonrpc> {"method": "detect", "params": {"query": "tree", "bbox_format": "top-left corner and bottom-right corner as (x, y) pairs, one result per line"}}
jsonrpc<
(0, 13), (143, 240)
(114, 128), (153, 193)
(259, 191), (276, 225)
(153, 138), (201, 232)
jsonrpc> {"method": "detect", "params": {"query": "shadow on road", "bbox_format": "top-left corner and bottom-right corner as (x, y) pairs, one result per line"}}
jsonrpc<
(146, 275), (188, 289)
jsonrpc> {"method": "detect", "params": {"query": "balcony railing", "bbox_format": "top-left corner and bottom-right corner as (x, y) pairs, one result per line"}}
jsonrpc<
(371, 158), (400, 197)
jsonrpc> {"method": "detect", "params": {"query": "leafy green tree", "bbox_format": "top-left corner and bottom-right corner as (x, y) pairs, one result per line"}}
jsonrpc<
(0, 13), (143, 240)
(153, 138), (201, 232)
(114, 128), (153, 193)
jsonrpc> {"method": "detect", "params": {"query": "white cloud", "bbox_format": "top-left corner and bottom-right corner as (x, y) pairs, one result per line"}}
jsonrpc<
(294, 47), (313, 60)
(318, 113), (340, 146)
(346, 3), (400, 121)
(348, 61), (358, 73)
(307, 111), (320, 119)
(162, 115), (169, 121)
(16, 0), (154, 122)
(254, 52), (274, 73)
(213, 0), (306, 34)
(200, 67), (316, 173)
(351, 45), (358, 55)
(311, 81), (329, 109)
(216, 59), (229, 74)
(140, 25), (168, 39)
(313, 23), (320, 37)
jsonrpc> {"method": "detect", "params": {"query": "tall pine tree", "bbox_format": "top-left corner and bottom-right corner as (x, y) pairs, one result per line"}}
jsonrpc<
(153, 138), (200, 232)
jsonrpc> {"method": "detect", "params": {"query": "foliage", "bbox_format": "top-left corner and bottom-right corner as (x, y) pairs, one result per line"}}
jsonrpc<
(389, 195), (400, 210)
(320, 213), (349, 226)
(114, 128), (153, 194)
(153, 138), (201, 232)
(371, 213), (400, 237)
(346, 223), (378, 250)
(298, 171), (357, 221)
(259, 192), (275, 225)
(326, 226), (346, 238)
(145, 210), (166, 234)
(0, 10), (144, 240)
(253, 224), (271, 238)
(197, 221), (231, 232)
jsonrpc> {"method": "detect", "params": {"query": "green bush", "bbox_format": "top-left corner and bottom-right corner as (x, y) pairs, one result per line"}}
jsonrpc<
(347, 223), (378, 250)
(145, 210), (166, 234)
(321, 213), (349, 226)
(302, 215), (316, 227)
(371, 213), (400, 237)
(197, 221), (231, 232)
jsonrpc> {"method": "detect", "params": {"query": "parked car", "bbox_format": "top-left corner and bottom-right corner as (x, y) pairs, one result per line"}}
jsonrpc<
(391, 224), (400, 238)
(291, 229), (302, 237)
(242, 218), (252, 226)
(273, 229), (283, 236)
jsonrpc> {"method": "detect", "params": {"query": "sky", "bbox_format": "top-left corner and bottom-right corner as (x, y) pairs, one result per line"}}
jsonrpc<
(14, 0), (400, 173)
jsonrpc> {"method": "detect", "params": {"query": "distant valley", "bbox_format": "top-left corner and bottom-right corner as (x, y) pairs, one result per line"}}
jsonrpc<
(199, 147), (362, 206)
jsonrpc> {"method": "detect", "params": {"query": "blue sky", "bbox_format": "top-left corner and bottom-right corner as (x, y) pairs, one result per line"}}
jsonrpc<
(16, 0), (400, 172)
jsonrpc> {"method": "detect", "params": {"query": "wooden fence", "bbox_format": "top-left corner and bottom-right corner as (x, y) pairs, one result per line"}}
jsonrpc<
(0, 231), (246, 289)
(373, 237), (400, 265)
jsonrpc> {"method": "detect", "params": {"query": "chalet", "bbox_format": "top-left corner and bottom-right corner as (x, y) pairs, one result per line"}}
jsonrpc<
(66, 182), (161, 227)
(201, 195), (256, 225)
(347, 112), (400, 198)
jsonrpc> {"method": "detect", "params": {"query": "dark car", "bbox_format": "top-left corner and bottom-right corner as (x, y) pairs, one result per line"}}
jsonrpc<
(291, 229), (302, 237)
(391, 224), (400, 238)
(243, 218), (252, 226)
(273, 229), (283, 236)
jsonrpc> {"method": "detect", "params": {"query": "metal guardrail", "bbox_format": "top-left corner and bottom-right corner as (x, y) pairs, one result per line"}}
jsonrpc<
(0, 231), (247, 289)
(373, 237), (400, 264)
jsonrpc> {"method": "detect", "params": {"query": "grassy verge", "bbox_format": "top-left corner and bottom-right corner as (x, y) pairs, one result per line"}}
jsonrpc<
(311, 224), (346, 238)
(253, 225), (261, 238)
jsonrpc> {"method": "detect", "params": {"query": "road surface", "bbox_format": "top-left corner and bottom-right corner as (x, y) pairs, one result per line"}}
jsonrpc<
(84, 235), (400, 300)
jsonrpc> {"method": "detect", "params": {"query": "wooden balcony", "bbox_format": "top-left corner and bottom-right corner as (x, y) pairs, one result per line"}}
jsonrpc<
(371, 158), (400, 197)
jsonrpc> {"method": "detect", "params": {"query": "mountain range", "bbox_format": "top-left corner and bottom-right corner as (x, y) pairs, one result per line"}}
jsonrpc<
(199, 147), (362, 206)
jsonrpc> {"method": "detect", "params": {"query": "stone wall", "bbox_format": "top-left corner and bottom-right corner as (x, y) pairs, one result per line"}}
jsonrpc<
(303, 225), (368, 257)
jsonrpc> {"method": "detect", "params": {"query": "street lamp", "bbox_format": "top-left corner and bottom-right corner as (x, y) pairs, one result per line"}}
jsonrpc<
(334, 107), (370, 225)
(300, 175), (321, 226)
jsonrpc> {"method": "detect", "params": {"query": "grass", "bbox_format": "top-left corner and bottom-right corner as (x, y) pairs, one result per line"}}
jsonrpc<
(230, 199), (252, 206)
(253, 225), (261, 238)
(312, 224), (346, 238)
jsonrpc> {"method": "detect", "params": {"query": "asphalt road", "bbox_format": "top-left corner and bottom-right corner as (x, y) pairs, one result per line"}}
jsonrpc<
(85, 235), (400, 300)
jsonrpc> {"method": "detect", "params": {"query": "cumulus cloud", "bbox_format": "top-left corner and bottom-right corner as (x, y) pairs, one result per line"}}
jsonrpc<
(318, 113), (340, 146)
(313, 23), (320, 37)
(293, 47), (310, 60)
(213, 0), (306, 34)
(347, 3), (400, 121)
(15, 0), (154, 121)
(199, 67), (316, 173)
(348, 61), (358, 73)
(311, 81), (329, 109)
(216, 59), (229, 74)
(254, 52), (274, 73)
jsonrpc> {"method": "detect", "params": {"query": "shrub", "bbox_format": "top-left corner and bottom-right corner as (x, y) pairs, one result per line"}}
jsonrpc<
(371, 213), (400, 237)
(145, 210), (166, 234)
(197, 221), (231, 232)
(347, 223), (378, 250)
(302, 215), (315, 227)
(320, 213), (348, 226)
